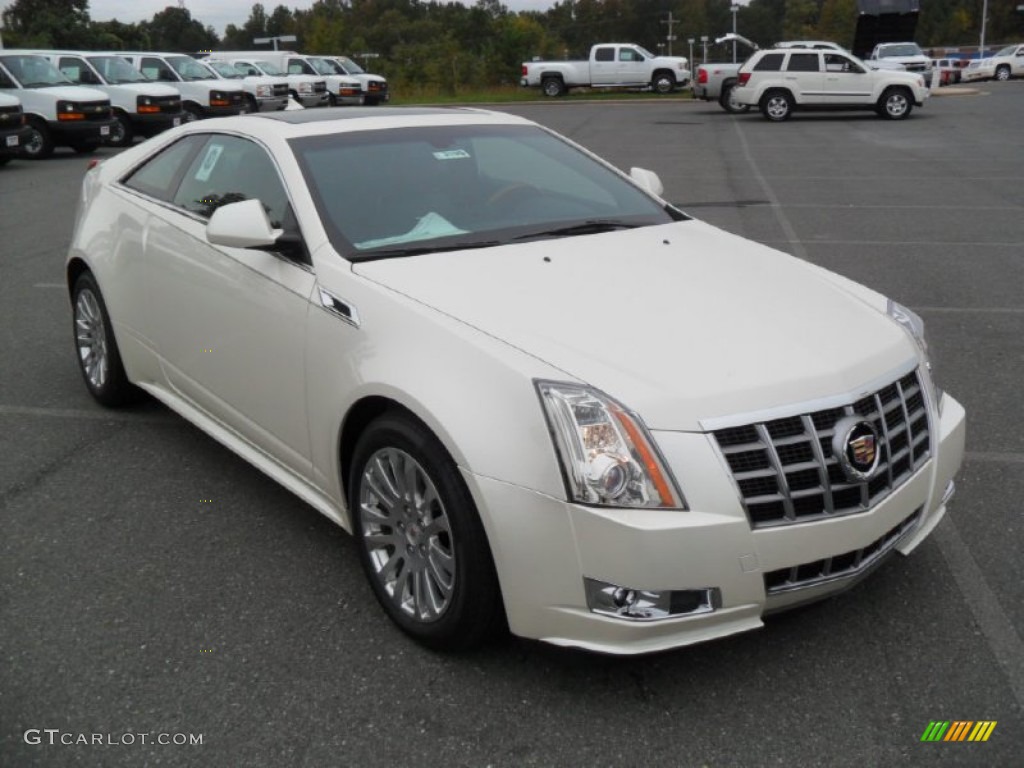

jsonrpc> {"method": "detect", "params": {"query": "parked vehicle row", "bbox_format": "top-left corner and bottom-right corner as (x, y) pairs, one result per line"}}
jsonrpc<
(0, 49), (389, 163)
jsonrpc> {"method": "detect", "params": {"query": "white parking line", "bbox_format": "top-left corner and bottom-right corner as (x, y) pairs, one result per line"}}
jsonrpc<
(934, 516), (1024, 709)
(763, 239), (1024, 248)
(34, 283), (65, 289)
(966, 450), (1024, 464)
(916, 307), (1024, 315)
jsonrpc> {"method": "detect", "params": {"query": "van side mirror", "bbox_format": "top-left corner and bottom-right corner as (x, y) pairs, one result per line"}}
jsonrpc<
(629, 167), (664, 197)
(206, 199), (282, 248)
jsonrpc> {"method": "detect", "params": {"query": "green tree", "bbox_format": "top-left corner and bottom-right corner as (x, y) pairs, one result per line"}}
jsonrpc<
(1, 0), (93, 48)
(141, 6), (219, 52)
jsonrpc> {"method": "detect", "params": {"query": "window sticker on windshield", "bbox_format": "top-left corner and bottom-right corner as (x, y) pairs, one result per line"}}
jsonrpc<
(195, 144), (224, 182)
(432, 149), (470, 161)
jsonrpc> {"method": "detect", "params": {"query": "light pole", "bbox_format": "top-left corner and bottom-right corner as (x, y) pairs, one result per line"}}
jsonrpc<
(700, 36), (709, 64)
(688, 38), (695, 69)
(731, 4), (740, 63)
(979, 0), (988, 56)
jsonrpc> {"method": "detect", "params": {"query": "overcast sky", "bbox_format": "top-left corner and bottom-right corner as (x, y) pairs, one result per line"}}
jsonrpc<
(83, 1), (559, 35)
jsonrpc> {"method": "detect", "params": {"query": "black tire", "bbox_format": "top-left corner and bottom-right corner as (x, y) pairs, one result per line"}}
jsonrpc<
(108, 112), (134, 148)
(719, 82), (751, 114)
(71, 272), (139, 407)
(348, 412), (504, 651)
(244, 95), (259, 114)
(21, 118), (54, 160)
(995, 65), (1010, 82)
(652, 71), (676, 94)
(328, 92), (338, 107)
(182, 103), (203, 123)
(541, 76), (566, 97)
(760, 89), (793, 121)
(877, 87), (913, 120)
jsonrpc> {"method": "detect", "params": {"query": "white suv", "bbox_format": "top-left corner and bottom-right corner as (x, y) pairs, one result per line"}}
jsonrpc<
(734, 48), (929, 121)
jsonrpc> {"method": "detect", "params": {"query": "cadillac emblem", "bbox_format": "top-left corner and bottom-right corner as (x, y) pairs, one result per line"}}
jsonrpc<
(832, 417), (881, 482)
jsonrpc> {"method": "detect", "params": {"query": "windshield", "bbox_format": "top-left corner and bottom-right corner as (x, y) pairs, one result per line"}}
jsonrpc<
(635, 46), (654, 59)
(291, 123), (684, 260)
(254, 61), (285, 76)
(207, 61), (242, 79)
(879, 44), (924, 57)
(995, 45), (1017, 57)
(88, 55), (148, 84)
(166, 55), (215, 81)
(308, 57), (340, 76)
(0, 55), (72, 88)
(335, 56), (364, 74)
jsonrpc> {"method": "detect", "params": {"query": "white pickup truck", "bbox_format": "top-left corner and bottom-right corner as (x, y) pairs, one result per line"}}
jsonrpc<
(521, 43), (690, 97)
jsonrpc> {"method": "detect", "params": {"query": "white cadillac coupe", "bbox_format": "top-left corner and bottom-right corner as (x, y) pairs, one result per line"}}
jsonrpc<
(67, 108), (965, 654)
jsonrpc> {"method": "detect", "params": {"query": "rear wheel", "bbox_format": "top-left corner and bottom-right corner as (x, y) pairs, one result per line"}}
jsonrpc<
(349, 412), (504, 651)
(719, 82), (751, 114)
(877, 87), (913, 119)
(71, 272), (138, 407)
(21, 118), (54, 160)
(760, 90), (793, 121)
(541, 77), (566, 97)
(995, 65), (1011, 82)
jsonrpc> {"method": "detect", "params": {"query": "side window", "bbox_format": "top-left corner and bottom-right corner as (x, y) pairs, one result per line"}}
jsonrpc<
(140, 57), (175, 82)
(754, 53), (785, 72)
(172, 135), (291, 230)
(237, 62), (260, 76)
(594, 48), (614, 62)
(786, 53), (821, 73)
(618, 49), (637, 62)
(122, 136), (207, 201)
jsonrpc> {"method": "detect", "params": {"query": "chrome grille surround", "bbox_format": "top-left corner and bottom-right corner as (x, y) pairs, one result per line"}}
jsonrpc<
(763, 507), (923, 595)
(712, 369), (931, 529)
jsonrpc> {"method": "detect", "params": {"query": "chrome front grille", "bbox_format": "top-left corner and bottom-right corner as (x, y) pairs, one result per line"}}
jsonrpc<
(713, 370), (930, 528)
(764, 507), (922, 594)
(313, 81), (327, 93)
(273, 84), (288, 97)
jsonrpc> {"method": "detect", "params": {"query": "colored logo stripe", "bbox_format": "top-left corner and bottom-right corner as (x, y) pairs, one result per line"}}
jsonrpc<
(920, 721), (996, 742)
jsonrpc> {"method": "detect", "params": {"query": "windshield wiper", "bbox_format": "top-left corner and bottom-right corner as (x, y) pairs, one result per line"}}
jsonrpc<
(357, 240), (502, 260)
(513, 220), (641, 241)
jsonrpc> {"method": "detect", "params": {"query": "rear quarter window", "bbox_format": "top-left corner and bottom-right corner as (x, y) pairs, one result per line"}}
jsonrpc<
(754, 53), (785, 72)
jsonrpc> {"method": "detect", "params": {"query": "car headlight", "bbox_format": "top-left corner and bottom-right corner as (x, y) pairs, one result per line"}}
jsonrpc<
(255, 84), (272, 97)
(299, 82), (313, 93)
(887, 300), (943, 409)
(536, 381), (684, 509)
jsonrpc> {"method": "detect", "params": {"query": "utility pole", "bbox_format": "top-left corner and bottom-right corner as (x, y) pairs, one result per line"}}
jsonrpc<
(979, 0), (988, 56)
(661, 13), (677, 57)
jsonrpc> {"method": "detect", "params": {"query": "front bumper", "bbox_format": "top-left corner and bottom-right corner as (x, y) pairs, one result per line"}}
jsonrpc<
(257, 96), (289, 112)
(1, 124), (33, 154)
(202, 103), (243, 118)
(297, 92), (329, 108)
(48, 118), (117, 147)
(467, 392), (965, 655)
(131, 111), (184, 136)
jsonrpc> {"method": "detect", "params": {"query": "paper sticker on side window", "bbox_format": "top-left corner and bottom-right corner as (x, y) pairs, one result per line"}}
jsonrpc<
(195, 144), (224, 182)
(432, 149), (470, 160)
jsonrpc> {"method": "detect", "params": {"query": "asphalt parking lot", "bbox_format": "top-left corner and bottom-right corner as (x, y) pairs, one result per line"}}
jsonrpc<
(1, 85), (1022, 766)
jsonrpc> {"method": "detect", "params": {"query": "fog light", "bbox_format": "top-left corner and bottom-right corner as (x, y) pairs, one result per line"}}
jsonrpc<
(584, 578), (719, 622)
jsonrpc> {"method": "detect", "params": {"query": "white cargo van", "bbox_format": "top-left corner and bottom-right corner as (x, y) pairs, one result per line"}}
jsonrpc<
(0, 53), (115, 159)
(200, 60), (289, 113)
(26, 51), (183, 147)
(321, 56), (389, 105)
(213, 51), (363, 105)
(0, 93), (32, 165)
(118, 52), (246, 121)
(207, 56), (328, 108)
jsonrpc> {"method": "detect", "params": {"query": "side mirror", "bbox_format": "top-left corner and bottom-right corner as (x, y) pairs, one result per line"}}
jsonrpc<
(206, 198), (282, 248)
(629, 167), (664, 197)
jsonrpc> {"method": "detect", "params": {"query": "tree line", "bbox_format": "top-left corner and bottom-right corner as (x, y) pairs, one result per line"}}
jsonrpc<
(3, 0), (1021, 95)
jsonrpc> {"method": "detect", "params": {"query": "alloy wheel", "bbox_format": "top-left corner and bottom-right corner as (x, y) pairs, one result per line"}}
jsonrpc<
(75, 289), (109, 391)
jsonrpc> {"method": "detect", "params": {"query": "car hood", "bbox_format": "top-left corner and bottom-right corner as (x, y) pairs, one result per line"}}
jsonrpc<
(46, 85), (110, 102)
(353, 221), (914, 431)
(115, 83), (180, 97)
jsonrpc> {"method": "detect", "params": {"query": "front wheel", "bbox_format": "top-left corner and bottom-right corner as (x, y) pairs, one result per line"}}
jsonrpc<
(21, 119), (54, 160)
(182, 104), (202, 123)
(877, 87), (913, 120)
(72, 272), (138, 407)
(108, 113), (134, 148)
(719, 82), (751, 114)
(349, 413), (504, 651)
(760, 90), (793, 121)
(995, 65), (1010, 82)
(652, 72), (676, 94)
